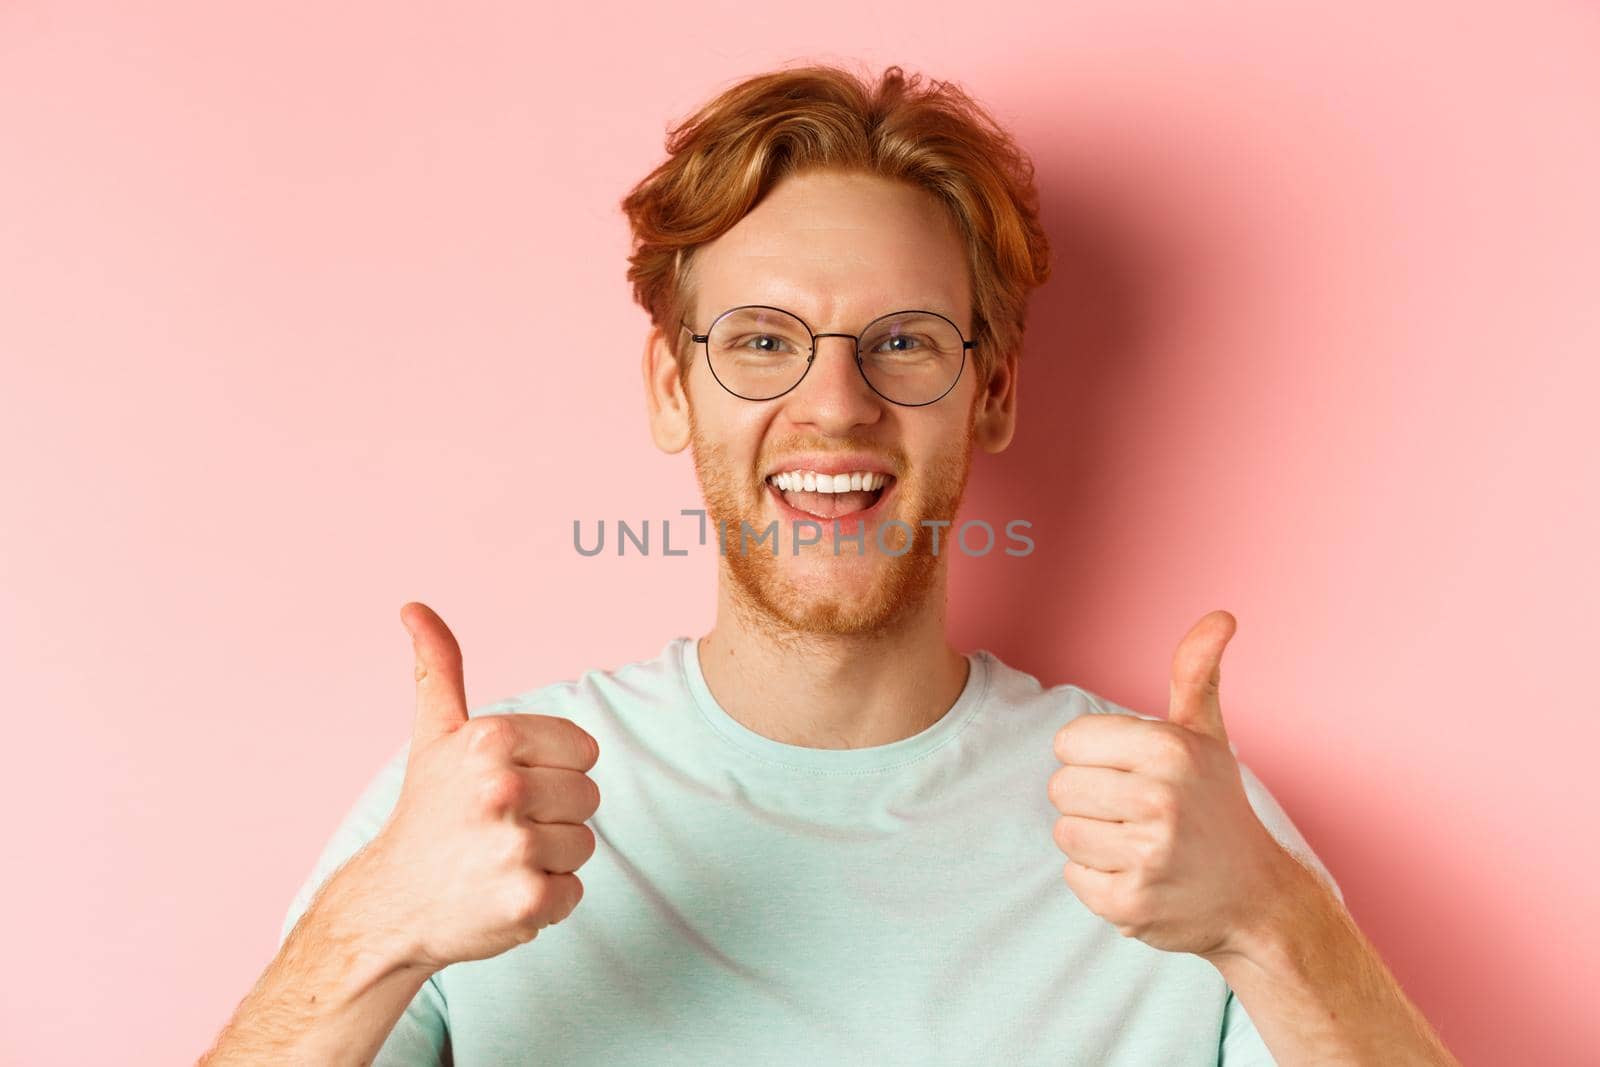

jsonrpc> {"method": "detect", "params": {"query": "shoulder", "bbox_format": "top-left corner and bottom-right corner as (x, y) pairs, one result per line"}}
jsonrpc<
(467, 636), (690, 722)
(951, 651), (1157, 772)
(972, 649), (1150, 730)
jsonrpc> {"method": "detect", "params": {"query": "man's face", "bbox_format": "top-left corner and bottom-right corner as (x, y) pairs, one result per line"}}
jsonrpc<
(677, 168), (986, 636)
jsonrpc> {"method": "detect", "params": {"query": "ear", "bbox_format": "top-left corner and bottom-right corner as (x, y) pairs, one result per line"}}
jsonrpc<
(643, 325), (691, 454)
(972, 348), (1019, 453)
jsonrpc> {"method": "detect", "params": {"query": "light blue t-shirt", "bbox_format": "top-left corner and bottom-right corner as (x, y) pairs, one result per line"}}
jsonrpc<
(281, 637), (1336, 1066)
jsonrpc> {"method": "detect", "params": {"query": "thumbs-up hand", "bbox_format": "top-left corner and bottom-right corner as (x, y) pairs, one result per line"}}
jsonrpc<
(336, 602), (602, 974)
(1047, 610), (1296, 960)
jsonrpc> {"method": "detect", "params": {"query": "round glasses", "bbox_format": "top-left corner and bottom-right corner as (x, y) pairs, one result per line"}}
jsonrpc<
(681, 305), (974, 407)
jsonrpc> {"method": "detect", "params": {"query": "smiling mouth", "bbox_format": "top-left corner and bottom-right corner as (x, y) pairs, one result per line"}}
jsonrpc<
(764, 470), (894, 519)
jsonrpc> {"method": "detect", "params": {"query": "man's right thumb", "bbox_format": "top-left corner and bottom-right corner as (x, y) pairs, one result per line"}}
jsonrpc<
(401, 601), (469, 752)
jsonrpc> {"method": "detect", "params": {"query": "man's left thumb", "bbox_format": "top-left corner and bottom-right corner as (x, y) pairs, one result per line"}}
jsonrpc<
(1168, 610), (1236, 743)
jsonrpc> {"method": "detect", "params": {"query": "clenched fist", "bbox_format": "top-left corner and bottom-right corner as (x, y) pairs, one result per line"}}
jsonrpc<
(1047, 610), (1298, 960)
(337, 602), (602, 972)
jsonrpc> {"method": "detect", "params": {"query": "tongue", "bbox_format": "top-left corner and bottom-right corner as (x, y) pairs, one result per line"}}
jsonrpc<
(780, 488), (880, 518)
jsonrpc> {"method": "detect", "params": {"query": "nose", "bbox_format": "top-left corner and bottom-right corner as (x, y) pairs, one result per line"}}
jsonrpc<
(785, 334), (883, 434)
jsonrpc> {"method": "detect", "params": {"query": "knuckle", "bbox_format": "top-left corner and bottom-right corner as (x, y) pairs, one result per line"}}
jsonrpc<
(508, 870), (551, 924)
(1094, 883), (1132, 927)
(1136, 833), (1172, 870)
(479, 768), (525, 814)
(504, 825), (540, 869)
(573, 823), (598, 866)
(556, 872), (585, 922)
(1152, 728), (1193, 773)
(540, 873), (583, 928)
(1145, 784), (1179, 823)
(1106, 892), (1143, 935)
(1052, 816), (1075, 853)
(1062, 862), (1096, 906)
(465, 715), (516, 756)
(1046, 766), (1067, 809)
(1052, 721), (1081, 761)
(569, 722), (600, 767)
(1071, 877), (1114, 921)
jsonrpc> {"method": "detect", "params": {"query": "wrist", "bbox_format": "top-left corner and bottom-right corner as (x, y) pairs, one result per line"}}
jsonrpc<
(309, 841), (435, 981)
(203, 843), (436, 1066)
(1204, 845), (1331, 980)
(1197, 850), (1460, 1065)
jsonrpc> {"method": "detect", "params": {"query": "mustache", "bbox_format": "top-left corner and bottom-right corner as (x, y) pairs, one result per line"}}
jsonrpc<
(754, 442), (907, 475)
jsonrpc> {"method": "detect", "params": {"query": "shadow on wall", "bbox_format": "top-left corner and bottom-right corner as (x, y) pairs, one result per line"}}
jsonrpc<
(1277, 779), (1571, 1064)
(950, 160), (1162, 665)
(945, 162), (1556, 1064)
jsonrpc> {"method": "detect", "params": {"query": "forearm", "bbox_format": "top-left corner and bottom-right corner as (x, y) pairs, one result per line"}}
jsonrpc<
(1207, 854), (1457, 1066)
(199, 853), (433, 1066)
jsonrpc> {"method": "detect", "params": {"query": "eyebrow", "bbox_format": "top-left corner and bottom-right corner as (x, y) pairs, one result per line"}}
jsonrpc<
(703, 300), (966, 325)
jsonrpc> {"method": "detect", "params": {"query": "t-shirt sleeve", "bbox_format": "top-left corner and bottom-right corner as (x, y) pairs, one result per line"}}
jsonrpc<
(1236, 759), (1343, 904)
(1073, 691), (1341, 1066)
(1219, 988), (1278, 1066)
(277, 738), (450, 1066)
(1213, 759), (1340, 1066)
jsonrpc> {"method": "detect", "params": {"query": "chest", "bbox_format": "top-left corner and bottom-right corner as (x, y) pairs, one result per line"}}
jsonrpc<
(439, 791), (1233, 1066)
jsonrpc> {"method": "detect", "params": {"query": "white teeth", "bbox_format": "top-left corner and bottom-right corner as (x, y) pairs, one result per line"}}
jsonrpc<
(766, 469), (892, 493)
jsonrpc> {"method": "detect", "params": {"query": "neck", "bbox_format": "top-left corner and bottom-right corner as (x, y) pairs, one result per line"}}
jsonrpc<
(695, 564), (970, 750)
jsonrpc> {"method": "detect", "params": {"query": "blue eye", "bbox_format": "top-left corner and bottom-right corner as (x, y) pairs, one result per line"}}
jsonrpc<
(732, 334), (798, 355)
(871, 333), (932, 356)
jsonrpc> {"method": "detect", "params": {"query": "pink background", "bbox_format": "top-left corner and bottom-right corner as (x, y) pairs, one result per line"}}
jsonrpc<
(2, 3), (1596, 1064)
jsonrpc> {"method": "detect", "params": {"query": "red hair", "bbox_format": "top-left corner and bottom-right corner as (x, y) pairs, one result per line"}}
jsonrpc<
(620, 62), (1052, 385)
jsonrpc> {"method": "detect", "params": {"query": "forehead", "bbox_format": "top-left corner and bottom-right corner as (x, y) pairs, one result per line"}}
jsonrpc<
(689, 169), (971, 327)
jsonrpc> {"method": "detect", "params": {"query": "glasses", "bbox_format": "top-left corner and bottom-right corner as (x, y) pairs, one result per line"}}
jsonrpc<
(680, 305), (975, 407)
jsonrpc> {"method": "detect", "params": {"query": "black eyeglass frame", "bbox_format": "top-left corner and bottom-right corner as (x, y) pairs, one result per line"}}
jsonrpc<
(679, 304), (976, 407)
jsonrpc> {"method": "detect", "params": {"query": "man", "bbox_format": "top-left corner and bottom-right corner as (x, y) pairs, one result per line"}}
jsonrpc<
(201, 64), (1456, 1065)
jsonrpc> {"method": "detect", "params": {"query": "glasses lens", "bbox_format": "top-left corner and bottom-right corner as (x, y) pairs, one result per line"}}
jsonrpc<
(858, 312), (965, 405)
(705, 307), (812, 400)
